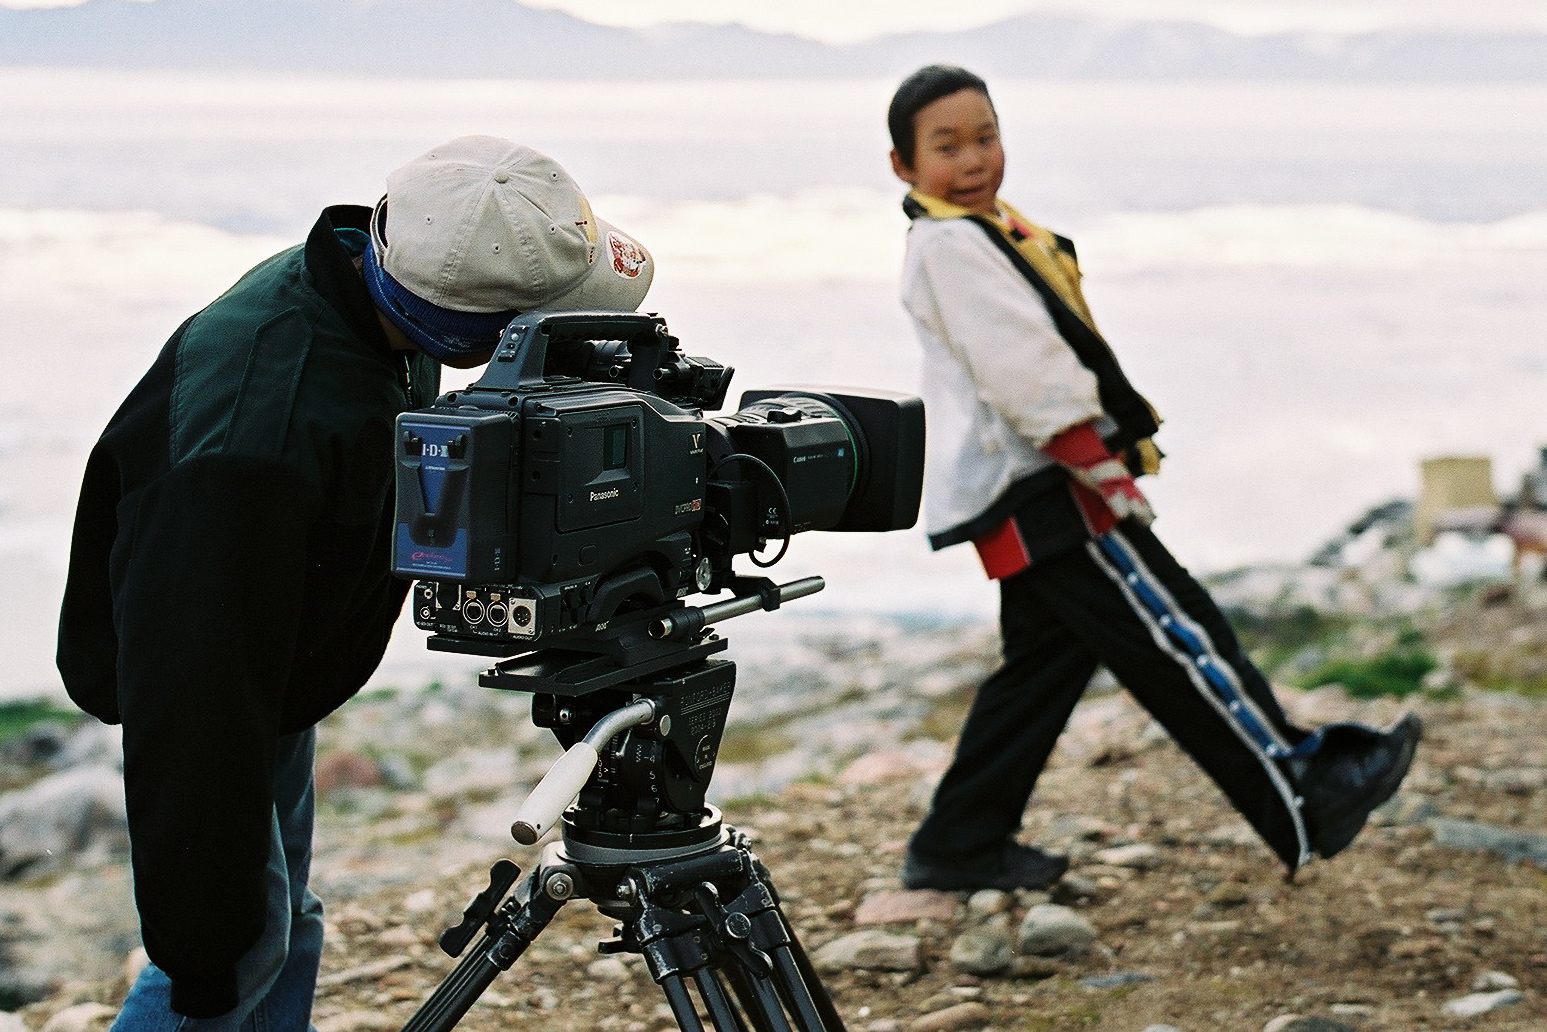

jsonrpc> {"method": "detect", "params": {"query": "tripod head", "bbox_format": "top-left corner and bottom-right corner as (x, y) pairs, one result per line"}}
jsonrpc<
(483, 575), (825, 858)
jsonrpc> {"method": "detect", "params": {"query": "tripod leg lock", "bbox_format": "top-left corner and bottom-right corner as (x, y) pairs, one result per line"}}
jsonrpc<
(439, 859), (522, 958)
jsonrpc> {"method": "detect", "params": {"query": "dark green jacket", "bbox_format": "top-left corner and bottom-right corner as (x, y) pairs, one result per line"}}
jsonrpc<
(57, 206), (440, 1017)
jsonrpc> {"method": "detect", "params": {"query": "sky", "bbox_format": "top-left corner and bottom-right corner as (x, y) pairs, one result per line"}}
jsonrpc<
(2, 0), (1547, 42)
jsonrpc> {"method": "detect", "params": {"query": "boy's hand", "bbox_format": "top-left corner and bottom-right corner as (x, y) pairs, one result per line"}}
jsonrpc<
(1044, 422), (1156, 526)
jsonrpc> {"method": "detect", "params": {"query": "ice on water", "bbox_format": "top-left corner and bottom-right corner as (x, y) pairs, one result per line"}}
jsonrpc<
(2, 71), (1545, 699)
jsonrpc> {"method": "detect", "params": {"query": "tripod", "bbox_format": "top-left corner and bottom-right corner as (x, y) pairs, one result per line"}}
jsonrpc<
(399, 578), (848, 1032)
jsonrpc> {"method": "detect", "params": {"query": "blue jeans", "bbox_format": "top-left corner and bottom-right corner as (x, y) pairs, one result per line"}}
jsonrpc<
(113, 729), (324, 1032)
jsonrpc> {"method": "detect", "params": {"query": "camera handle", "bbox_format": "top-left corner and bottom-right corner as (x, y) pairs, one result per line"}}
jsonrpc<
(510, 698), (658, 845)
(506, 574), (825, 844)
(477, 310), (674, 391)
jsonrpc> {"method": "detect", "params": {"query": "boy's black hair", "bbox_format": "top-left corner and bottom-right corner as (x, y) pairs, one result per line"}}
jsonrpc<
(887, 65), (993, 169)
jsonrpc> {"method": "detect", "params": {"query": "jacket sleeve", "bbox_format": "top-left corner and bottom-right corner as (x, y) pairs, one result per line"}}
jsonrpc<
(904, 220), (1103, 448)
(112, 453), (318, 1018)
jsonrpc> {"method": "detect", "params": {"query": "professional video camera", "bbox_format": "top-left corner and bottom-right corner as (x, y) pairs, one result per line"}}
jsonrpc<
(392, 310), (924, 656)
(389, 310), (922, 1032)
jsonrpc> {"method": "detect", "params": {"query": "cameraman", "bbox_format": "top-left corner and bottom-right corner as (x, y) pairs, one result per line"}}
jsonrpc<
(56, 135), (653, 1031)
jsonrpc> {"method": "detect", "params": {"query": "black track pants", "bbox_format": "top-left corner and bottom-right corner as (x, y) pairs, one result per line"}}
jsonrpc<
(910, 522), (1313, 871)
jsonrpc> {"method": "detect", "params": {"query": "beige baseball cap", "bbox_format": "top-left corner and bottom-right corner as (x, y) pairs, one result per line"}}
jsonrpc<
(366, 136), (653, 352)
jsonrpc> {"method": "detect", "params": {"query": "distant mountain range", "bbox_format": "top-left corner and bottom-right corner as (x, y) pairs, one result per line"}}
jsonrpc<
(2, 0), (1544, 81)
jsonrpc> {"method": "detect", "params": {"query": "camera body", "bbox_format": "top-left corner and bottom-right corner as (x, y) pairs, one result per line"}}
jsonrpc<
(392, 312), (923, 655)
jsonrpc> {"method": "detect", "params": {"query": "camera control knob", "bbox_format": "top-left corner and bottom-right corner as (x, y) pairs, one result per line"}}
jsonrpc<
(766, 406), (802, 424)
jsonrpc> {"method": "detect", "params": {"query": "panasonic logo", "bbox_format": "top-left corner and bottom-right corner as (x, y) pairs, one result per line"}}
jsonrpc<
(590, 488), (621, 501)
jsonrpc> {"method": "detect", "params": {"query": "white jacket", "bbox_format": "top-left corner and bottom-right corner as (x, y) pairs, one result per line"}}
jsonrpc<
(900, 215), (1116, 544)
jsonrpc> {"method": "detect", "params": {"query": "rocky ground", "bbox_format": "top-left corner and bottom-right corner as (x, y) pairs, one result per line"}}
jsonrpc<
(6, 578), (1547, 1032)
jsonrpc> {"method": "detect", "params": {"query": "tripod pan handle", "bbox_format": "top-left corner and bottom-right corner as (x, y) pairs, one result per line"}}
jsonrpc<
(511, 743), (599, 845)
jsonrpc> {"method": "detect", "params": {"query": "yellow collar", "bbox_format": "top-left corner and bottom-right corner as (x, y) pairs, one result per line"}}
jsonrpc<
(907, 189), (1001, 223)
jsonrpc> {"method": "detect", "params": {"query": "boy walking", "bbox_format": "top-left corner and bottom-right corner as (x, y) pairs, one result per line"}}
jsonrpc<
(887, 66), (1420, 891)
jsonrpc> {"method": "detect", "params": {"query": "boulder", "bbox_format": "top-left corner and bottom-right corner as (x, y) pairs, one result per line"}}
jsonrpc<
(1016, 903), (1097, 957)
(948, 926), (1014, 976)
(853, 889), (959, 926)
(0, 765), (127, 878)
(812, 929), (921, 972)
(40, 1003), (117, 1032)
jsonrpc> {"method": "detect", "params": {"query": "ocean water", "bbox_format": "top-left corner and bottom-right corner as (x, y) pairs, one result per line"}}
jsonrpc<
(2, 70), (1545, 700)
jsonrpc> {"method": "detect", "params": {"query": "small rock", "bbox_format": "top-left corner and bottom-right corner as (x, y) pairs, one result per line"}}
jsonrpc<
(1017, 903), (1097, 957)
(0, 721), (71, 767)
(1008, 955), (1064, 979)
(1443, 989), (1524, 1017)
(812, 929), (921, 972)
(315, 1011), (399, 1032)
(1473, 970), (1520, 991)
(1262, 1018), (1356, 1032)
(314, 750), (383, 796)
(587, 957), (632, 981)
(1050, 873), (1100, 904)
(840, 751), (933, 786)
(1375, 792), (1437, 825)
(1092, 842), (1162, 870)
(1012, 888), (1053, 908)
(52, 722), (123, 771)
(124, 946), (150, 986)
(1202, 821), (1258, 848)
(1079, 971), (1153, 989)
(375, 925), (422, 947)
(965, 889), (1012, 917)
(1329, 1004), (1375, 1017)
(40, 1003), (117, 1032)
(1429, 818), (1547, 868)
(315, 955), (413, 988)
(1483, 767), (1547, 794)
(1044, 814), (1115, 842)
(1205, 881), (1250, 908)
(374, 753), (420, 791)
(907, 1001), (991, 1032)
(948, 927), (1014, 976)
(854, 889), (960, 926)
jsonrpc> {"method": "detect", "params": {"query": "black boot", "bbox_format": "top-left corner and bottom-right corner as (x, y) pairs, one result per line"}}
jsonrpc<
(1289, 713), (1422, 860)
(901, 841), (1069, 891)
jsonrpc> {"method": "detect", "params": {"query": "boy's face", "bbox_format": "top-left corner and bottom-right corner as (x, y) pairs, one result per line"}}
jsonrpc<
(890, 88), (1004, 217)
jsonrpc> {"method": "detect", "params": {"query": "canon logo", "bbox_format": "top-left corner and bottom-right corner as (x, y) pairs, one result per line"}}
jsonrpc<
(590, 488), (621, 502)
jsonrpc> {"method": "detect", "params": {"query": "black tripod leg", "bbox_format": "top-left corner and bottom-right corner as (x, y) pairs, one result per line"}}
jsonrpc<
(400, 874), (568, 1032)
(658, 973), (711, 1032)
(768, 931), (846, 1032)
(729, 869), (847, 1032)
(716, 960), (793, 1032)
(696, 967), (766, 1032)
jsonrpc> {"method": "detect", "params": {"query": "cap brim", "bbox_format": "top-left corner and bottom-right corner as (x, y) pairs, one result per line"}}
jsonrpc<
(541, 219), (654, 313)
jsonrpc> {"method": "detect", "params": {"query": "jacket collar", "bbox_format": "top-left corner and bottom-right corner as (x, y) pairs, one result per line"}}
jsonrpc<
(902, 189), (984, 222)
(305, 205), (393, 355)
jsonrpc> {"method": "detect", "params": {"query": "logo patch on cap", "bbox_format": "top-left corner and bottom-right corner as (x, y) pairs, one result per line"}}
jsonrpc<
(608, 232), (648, 280)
